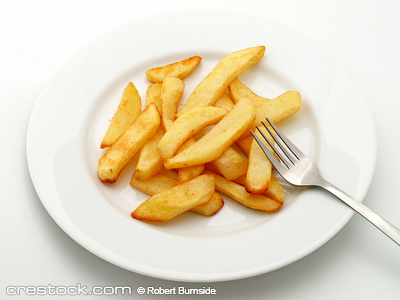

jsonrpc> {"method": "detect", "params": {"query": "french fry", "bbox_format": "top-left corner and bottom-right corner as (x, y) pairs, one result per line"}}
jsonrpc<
(254, 90), (301, 124)
(178, 164), (204, 183)
(146, 56), (202, 83)
(236, 135), (252, 156)
(146, 83), (163, 112)
(131, 174), (215, 222)
(236, 133), (280, 161)
(164, 96), (255, 169)
(130, 172), (224, 216)
(134, 126), (165, 181)
(228, 78), (269, 106)
(159, 76), (208, 181)
(131, 172), (178, 195)
(214, 91), (235, 111)
(176, 46), (265, 118)
(204, 163), (222, 175)
(204, 171), (281, 211)
(134, 96), (166, 181)
(245, 126), (273, 194)
(159, 76), (207, 181)
(238, 90), (302, 140)
(97, 103), (160, 183)
(161, 76), (185, 131)
(101, 82), (142, 148)
(208, 147), (248, 180)
(157, 106), (228, 160)
(265, 175), (285, 204)
(234, 174), (284, 204)
(189, 192), (224, 216)
(176, 138), (205, 183)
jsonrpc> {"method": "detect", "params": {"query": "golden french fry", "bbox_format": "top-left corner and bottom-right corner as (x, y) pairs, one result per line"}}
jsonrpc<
(204, 171), (281, 211)
(234, 174), (284, 204)
(130, 172), (224, 216)
(160, 78), (209, 181)
(97, 103), (160, 183)
(134, 126), (165, 181)
(214, 91), (235, 111)
(204, 163), (223, 175)
(265, 175), (284, 204)
(208, 147), (248, 181)
(176, 139), (205, 183)
(177, 165), (204, 183)
(164, 96), (255, 169)
(254, 90), (301, 124)
(239, 90), (302, 140)
(146, 56), (202, 83)
(101, 82), (142, 148)
(236, 134), (280, 161)
(134, 91), (166, 181)
(236, 135), (252, 156)
(228, 78), (269, 106)
(176, 46), (265, 118)
(160, 78), (207, 180)
(146, 83), (162, 112)
(189, 192), (224, 217)
(157, 106), (228, 160)
(130, 172), (178, 195)
(161, 76), (185, 131)
(245, 126), (273, 194)
(131, 174), (215, 222)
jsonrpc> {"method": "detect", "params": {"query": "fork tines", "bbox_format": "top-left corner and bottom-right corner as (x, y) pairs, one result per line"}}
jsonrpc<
(250, 118), (301, 171)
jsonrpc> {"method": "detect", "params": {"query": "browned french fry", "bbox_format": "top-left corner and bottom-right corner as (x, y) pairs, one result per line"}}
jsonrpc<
(176, 46), (265, 118)
(157, 106), (228, 160)
(245, 126), (274, 194)
(101, 82), (142, 148)
(208, 147), (248, 180)
(236, 135), (253, 156)
(146, 83), (163, 113)
(146, 56), (202, 83)
(134, 126), (165, 181)
(158, 78), (207, 181)
(130, 172), (224, 216)
(177, 165), (204, 183)
(239, 90), (302, 140)
(164, 97), (255, 169)
(214, 91), (235, 111)
(254, 90), (301, 125)
(189, 192), (224, 217)
(234, 174), (284, 204)
(131, 174), (215, 222)
(176, 138), (205, 183)
(161, 76), (185, 131)
(130, 172), (178, 195)
(204, 163), (223, 175)
(204, 171), (281, 211)
(97, 103), (160, 183)
(228, 78), (269, 106)
(265, 175), (284, 204)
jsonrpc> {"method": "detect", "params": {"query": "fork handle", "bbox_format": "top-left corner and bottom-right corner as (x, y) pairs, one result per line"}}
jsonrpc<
(320, 181), (400, 246)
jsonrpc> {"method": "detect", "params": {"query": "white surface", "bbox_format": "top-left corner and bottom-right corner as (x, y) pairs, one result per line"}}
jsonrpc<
(2, 0), (400, 298)
(26, 11), (377, 282)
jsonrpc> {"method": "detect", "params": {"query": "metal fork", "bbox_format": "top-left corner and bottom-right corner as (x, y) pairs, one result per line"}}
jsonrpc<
(250, 118), (400, 246)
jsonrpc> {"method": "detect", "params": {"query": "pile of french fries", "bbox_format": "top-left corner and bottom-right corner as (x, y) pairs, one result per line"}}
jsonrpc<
(97, 46), (302, 222)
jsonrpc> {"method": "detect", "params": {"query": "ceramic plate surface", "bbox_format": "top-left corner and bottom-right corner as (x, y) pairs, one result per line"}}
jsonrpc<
(27, 11), (376, 282)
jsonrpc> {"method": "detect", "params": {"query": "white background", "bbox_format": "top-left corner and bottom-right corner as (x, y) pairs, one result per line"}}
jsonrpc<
(1, 0), (400, 299)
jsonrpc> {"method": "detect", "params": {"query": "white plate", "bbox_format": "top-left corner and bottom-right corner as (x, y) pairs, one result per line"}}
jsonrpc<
(27, 11), (377, 282)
